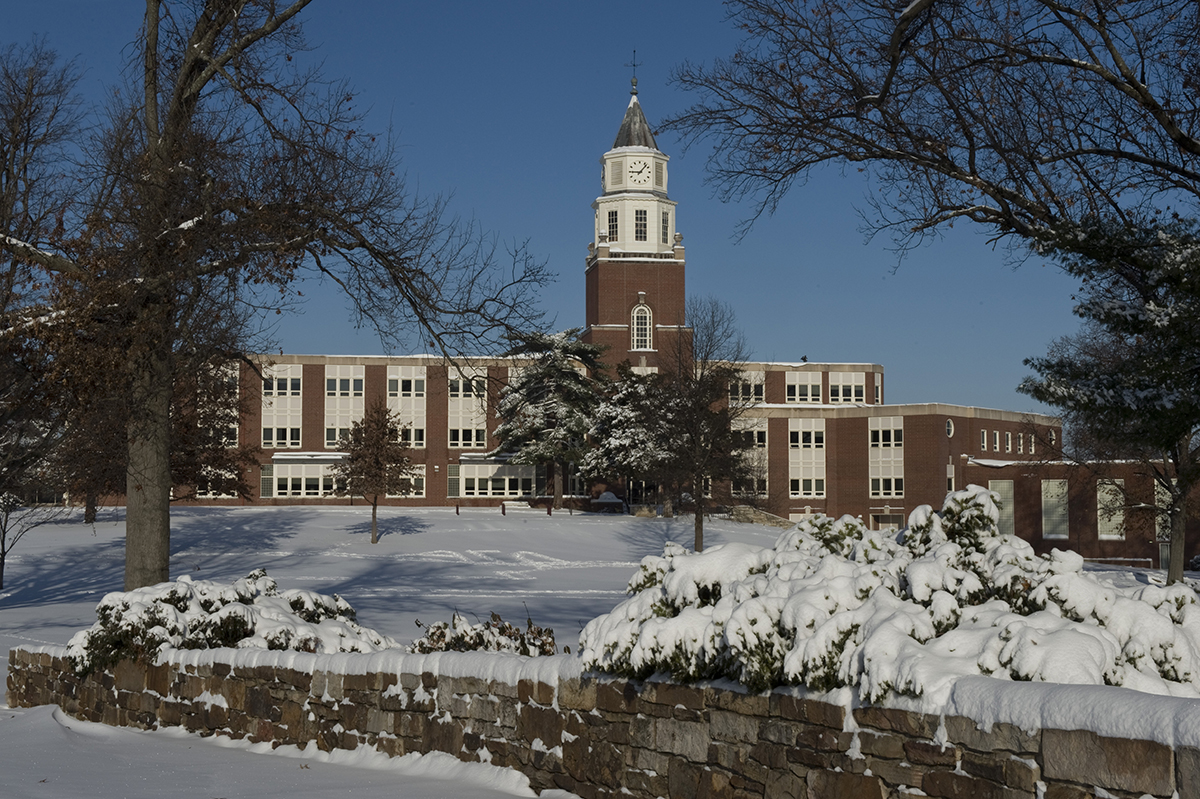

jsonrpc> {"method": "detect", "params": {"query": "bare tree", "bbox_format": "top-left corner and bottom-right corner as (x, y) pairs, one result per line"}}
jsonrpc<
(665, 1), (1200, 245)
(330, 401), (414, 545)
(0, 492), (67, 590)
(0, 40), (81, 498)
(1, 2), (548, 589)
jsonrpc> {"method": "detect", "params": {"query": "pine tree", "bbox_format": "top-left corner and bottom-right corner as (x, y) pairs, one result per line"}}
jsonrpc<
(492, 329), (605, 508)
(1020, 217), (1200, 583)
(330, 402), (414, 544)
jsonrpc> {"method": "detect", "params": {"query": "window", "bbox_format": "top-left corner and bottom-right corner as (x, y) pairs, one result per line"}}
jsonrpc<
(1049, 430), (1057, 448)
(730, 379), (764, 403)
(654, 161), (664, 187)
(789, 419), (826, 498)
(268, 463), (345, 498)
(1018, 433), (1024, 454)
(661, 210), (670, 244)
(989, 480), (1015, 537)
(388, 365), (427, 449)
(387, 464), (426, 498)
(325, 365), (364, 449)
(786, 372), (821, 403)
(789, 429), (825, 448)
(1005, 432), (1013, 453)
(981, 430), (988, 452)
(449, 367), (488, 449)
(992, 431), (1000, 452)
(607, 210), (618, 241)
(635, 209), (647, 241)
(1097, 480), (1125, 540)
(446, 463), (540, 498)
(610, 159), (623, 186)
(829, 372), (865, 403)
(790, 478), (826, 498)
(1030, 434), (1036, 455)
(261, 364), (303, 448)
(739, 429), (767, 449)
(733, 477), (767, 497)
(870, 426), (903, 448)
(1041, 480), (1069, 539)
(946, 419), (955, 438)
(631, 304), (652, 350)
(869, 417), (904, 498)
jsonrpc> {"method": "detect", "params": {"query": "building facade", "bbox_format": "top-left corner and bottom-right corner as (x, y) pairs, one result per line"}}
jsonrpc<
(194, 81), (1188, 567)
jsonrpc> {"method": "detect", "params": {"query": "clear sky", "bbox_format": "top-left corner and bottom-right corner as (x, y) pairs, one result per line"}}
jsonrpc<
(10, 1), (1083, 413)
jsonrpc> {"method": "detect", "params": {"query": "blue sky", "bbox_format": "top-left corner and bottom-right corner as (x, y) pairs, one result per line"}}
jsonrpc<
(11, 2), (1083, 413)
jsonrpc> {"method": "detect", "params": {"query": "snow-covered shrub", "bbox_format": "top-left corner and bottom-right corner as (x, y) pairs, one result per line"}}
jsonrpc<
(67, 569), (398, 675)
(408, 612), (557, 657)
(580, 485), (1200, 701)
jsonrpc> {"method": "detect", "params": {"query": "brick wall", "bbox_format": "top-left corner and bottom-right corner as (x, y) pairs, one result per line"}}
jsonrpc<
(8, 647), (1196, 799)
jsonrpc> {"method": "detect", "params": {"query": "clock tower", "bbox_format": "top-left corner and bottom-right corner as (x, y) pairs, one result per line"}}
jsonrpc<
(582, 79), (687, 373)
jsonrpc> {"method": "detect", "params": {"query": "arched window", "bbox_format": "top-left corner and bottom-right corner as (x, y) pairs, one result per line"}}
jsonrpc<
(631, 304), (652, 350)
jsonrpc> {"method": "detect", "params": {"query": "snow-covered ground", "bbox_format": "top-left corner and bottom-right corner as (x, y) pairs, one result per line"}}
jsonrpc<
(0, 505), (778, 798)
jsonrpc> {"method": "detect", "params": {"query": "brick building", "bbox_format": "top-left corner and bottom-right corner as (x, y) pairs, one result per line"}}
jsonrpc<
(205, 81), (1187, 567)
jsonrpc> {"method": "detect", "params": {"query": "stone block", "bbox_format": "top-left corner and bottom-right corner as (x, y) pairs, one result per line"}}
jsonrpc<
(750, 740), (788, 769)
(765, 770), (806, 799)
(772, 693), (845, 729)
(854, 706), (938, 738)
(113, 660), (145, 693)
(859, 730), (906, 759)
(1041, 728), (1173, 797)
(595, 680), (640, 714)
(904, 738), (959, 767)
(517, 703), (564, 745)
(1042, 784), (1091, 799)
(944, 715), (1039, 755)
(709, 709), (762, 743)
(629, 713), (656, 748)
(656, 717), (711, 762)
(865, 755), (926, 791)
(517, 679), (555, 705)
(795, 724), (849, 751)
(807, 769), (886, 798)
(961, 750), (1007, 784)
(558, 678), (596, 711)
(710, 688), (770, 717)
(647, 682), (705, 710)
(668, 758), (703, 799)
(424, 718), (463, 757)
(922, 770), (1025, 799)
(1178, 747), (1200, 799)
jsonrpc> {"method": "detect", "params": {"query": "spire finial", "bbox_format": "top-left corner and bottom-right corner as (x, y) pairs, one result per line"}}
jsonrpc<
(625, 50), (642, 95)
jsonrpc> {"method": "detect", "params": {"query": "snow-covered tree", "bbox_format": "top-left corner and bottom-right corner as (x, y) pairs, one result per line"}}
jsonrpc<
(582, 364), (674, 491)
(492, 329), (605, 509)
(330, 402), (414, 544)
(1021, 218), (1200, 583)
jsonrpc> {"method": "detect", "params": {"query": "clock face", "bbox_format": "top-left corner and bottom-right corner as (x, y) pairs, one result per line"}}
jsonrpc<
(628, 159), (651, 185)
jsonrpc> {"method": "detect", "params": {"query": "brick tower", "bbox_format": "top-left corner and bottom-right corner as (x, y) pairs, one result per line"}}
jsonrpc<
(582, 79), (688, 373)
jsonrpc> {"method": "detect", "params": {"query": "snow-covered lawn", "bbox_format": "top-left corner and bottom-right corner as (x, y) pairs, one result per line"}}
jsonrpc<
(0, 505), (778, 798)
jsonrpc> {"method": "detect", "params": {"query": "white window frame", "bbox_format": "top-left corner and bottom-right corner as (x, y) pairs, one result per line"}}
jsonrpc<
(631, 304), (653, 351)
(262, 364), (303, 449)
(325, 364), (365, 449)
(449, 366), (488, 449)
(1097, 480), (1125, 540)
(388, 365), (427, 449)
(785, 371), (821, 404)
(829, 372), (865, 404)
(869, 416), (904, 498)
(1041, 479), (1069, 539)
(789, 418), (826, 498)
(989, 480), (1015, 537)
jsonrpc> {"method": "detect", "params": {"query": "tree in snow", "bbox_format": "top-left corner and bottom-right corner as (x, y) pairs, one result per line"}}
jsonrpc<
(1020, 217), (1200, 584)
(0, 3), (547, 589)
(664, 1), (1200, 246)
(492, 329), (605, 509)
(330, 401), (414, 545)
(585, 298), (753, 551)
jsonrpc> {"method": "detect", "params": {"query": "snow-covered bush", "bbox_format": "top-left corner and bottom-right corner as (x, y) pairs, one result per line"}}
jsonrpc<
(409, 612), (557, 656)
(67, 569), (398, 675)
(579, 485), (1200, 701)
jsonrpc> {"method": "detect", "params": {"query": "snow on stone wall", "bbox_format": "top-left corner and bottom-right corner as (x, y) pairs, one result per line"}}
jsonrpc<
(7, 646), (1200, 799)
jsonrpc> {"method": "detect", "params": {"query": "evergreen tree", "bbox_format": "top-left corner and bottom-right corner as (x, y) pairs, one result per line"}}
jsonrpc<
(1020, 217), (1200, 583)
(492, 329), (605, 509)
(330, 402), (414, 544)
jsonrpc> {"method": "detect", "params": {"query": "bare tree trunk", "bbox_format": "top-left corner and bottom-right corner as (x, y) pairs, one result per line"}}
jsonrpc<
(553, 461), (564, 510)
(371, 498), (379, 544)
(125, 341), (173, 589)
(84, 493), (98, 525)
(694, 491), (705, 552)
(1167, 485), (1192, 584)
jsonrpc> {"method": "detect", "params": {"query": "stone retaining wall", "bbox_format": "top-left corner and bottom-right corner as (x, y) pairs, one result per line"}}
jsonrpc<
(7, 647), (1196, 799)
